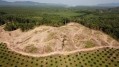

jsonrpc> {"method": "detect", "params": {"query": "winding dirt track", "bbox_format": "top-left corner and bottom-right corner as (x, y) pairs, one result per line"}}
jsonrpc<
(7, 45), (119, 57)
(0, 22), (119, 57)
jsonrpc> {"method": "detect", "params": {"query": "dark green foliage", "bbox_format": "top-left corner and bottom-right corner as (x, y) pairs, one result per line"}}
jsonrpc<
(75, 11), (119, 40)
(4, 22), (35, 31)
(4, 22), (19, 31)
(0, 12), (7, 15)
(0, 6), (119, 40)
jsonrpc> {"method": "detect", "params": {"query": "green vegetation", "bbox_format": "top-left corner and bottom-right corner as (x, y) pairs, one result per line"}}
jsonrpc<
(0, 43), (119, 67)
(77, 10), (119, 40)
(84, 41), (96, 48)
(0, 6), (119, 40)
(0, 7), (70, 31)
(0, 6), (119, 67)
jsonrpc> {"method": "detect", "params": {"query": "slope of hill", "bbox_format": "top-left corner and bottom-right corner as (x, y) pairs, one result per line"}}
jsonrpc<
(0, 22), (119, 57)
(97, 3), (119, 7)
(0, 0), (66, 7)
(0, 0), (10, 5)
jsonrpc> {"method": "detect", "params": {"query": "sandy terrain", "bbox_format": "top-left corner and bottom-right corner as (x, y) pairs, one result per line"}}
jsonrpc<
(0, 22), (119, 57)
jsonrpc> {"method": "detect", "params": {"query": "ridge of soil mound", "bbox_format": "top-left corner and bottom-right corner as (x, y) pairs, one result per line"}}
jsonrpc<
(0, 22), (119, 57)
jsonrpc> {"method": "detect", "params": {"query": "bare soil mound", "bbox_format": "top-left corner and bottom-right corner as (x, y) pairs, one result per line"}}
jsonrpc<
(0, 22), (119, 56)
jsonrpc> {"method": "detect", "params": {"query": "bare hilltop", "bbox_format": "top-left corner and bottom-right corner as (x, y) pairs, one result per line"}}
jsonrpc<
(0, 22), (119, 57)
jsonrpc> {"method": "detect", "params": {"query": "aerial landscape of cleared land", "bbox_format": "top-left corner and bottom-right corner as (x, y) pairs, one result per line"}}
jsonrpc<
(0, 0), (119, 67)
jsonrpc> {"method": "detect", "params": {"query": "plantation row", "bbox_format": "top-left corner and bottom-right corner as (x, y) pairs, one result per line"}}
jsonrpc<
(0, 43), (119, 67)
(0, 6), (119, 40)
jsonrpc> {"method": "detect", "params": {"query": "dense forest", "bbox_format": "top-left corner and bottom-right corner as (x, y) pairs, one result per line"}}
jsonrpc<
(0, 6), (119, 40)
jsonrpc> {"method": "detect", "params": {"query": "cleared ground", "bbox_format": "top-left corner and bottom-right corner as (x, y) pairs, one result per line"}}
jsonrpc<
(0, 22), (119, 67)
(0, 22), (119, 57)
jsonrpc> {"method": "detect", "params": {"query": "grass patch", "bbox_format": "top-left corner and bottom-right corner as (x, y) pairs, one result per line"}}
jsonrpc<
(25, 44), (38, 53)
(84, 41), (96, 48)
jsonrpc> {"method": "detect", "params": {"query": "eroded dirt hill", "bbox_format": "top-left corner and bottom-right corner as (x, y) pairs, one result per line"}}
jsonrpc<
(0, 22), (119, 56)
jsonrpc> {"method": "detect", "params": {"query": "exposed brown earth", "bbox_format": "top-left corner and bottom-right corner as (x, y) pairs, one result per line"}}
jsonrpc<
(0, 22), (119, 57)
